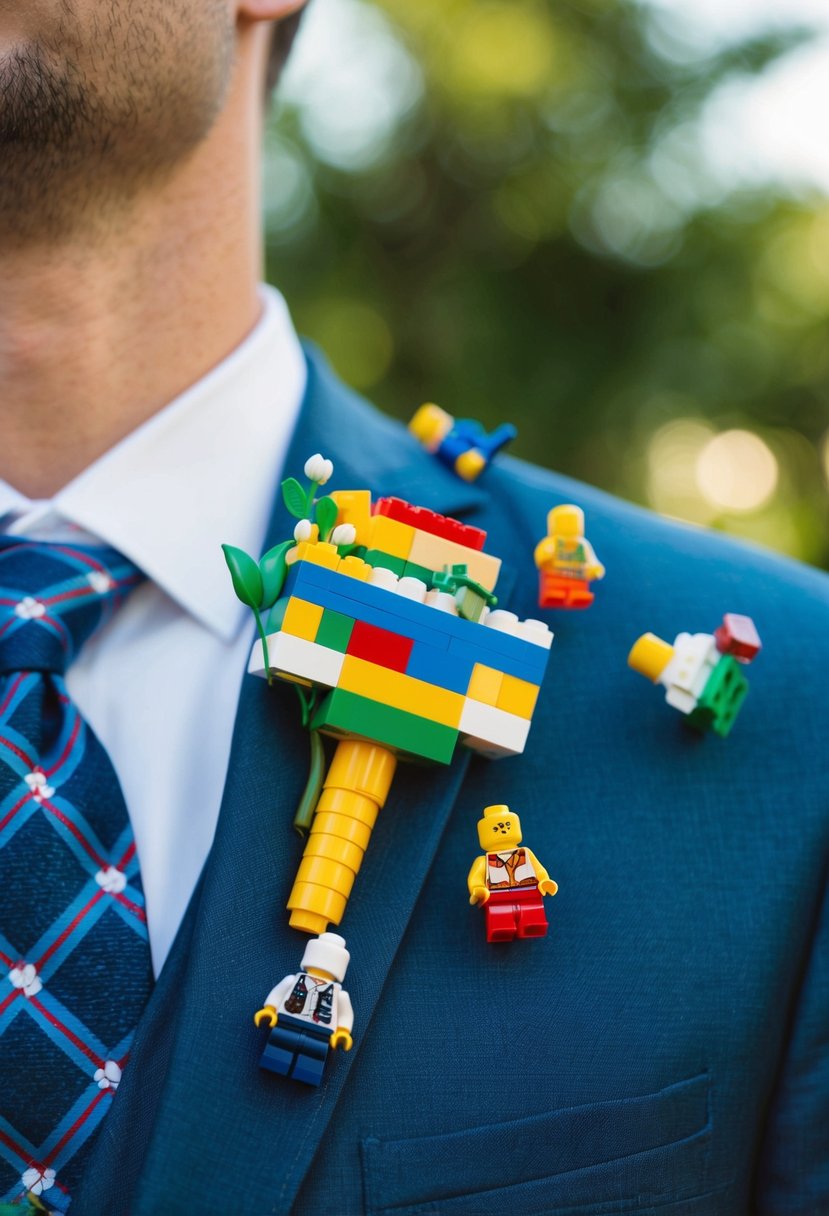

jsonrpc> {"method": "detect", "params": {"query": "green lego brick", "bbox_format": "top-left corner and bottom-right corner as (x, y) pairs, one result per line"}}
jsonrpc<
(363, 549), (407, 577)
(695, 655), (749, 737)
(402, 559), (434, 583)
(315, 607), (355, 654)
(312, 688), (458, 764)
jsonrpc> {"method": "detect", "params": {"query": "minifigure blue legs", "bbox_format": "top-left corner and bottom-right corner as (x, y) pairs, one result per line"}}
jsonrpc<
(260, 1014), (331, 1087)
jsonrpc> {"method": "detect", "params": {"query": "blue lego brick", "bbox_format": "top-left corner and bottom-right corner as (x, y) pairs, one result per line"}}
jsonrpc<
(405, 640), (475, 695)
(290, 561), (549, 680)
(447, 636), (547, 685)
(298, 581), (452, 651)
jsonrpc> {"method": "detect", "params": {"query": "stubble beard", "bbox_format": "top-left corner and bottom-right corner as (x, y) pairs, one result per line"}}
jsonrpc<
(0, 2), (234, 243)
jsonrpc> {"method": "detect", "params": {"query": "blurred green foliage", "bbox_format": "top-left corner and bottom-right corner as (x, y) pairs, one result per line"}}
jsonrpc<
(265, 0), (829, 568)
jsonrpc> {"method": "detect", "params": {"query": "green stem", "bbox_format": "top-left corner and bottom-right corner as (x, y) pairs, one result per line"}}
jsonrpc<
(305, 478), (320, 518)
(253, 607), (272, 685)
(293, 729), (326, 835)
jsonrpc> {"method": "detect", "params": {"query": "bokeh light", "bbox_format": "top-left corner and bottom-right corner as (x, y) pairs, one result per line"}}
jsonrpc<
(646, 420), (717, 523)
(267, 0), (829, 569)
(696, 430), (779, 512)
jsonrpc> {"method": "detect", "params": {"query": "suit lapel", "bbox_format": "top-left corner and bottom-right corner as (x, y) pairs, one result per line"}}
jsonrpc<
(76, 350), (506, 1214)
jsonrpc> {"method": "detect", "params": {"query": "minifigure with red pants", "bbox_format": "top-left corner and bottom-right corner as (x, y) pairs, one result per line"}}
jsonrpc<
(467, 805), (558, 943)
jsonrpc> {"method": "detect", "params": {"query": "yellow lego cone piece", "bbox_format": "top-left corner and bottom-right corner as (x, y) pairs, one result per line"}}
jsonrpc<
(628, 633), (674, 682)
(287, 740), (398, 934)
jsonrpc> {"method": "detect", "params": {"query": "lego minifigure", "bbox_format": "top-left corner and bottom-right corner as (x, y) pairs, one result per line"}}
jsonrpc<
(409, 404), (516, 481)
(534, 504), (605, 610)
(254, 933), (354, 1086)
(628, 613), (761, 738)
(467, 805), (558, 943)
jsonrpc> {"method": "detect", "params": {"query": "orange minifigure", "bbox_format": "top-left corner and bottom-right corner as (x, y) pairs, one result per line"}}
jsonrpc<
(534, 504), (605, 609)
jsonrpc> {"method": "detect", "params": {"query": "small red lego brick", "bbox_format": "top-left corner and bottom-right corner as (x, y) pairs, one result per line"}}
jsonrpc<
(346, 619), (414, 673)
(373, 497), (487, 552)
(713, 614), (761, 663)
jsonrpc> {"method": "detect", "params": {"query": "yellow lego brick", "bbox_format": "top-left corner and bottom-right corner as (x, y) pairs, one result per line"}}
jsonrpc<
(366, 514), (416, 561)
(338, 655), (464, 728)
(496, 673), (540, 719)
(337, 555), (373, 581)
(294, 541), (341, 570)
(330, 490), (372, 546)
(285, 527), (319, 565)
(281, 597), (324, 642)
(408, 531), (501, 592)
(467, 663), (504, 706)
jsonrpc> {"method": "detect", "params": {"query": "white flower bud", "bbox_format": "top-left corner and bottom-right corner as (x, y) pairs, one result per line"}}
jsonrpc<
(294, 519), (314, 542)
(304, 454), (334, 485)
(330, 524), (357, 546)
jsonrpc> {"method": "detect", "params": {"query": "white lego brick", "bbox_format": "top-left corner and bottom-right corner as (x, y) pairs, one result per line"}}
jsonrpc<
(395, 576), (428, 603)
(485, 609), (521, 636)
(248, 632), (344, 686)
(518, 618), (554, 649)
(659, 633), (718, 713)
(459, 699), (531, 759)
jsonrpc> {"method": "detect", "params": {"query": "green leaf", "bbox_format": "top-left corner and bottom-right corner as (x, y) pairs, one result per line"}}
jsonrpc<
(222, 544), (264, 609)
(259, 540), (293, 608)
(282, 477), (308, 519)
(314, 495), (338, 541)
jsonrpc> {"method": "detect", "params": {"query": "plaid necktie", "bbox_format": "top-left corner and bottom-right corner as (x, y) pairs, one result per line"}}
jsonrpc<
(0, 538), (153, 1212)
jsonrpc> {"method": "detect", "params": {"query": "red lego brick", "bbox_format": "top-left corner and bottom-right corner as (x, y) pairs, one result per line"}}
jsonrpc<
(714, 614), (761, 663)
(346, 619), (414, 673)
(373, 497), (486, 552)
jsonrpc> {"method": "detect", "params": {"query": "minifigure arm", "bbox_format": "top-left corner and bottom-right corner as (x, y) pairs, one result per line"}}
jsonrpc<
(581, 540), (605, 581)
(533, 537), (556, 570)
(524, 849), (558, 897)
(331, 987), (354, 1051)
(468, 855), (490, 905)
(254, 974), (296, 1027)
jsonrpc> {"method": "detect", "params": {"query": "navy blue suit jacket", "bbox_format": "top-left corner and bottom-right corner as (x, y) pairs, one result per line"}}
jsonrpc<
(75, 350), (829, 1215)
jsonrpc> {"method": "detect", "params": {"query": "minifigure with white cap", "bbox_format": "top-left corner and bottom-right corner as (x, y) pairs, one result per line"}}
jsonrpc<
(534, 504), (605, 610)
(628, 613), (761, 738)
(254, 933), (354, 1087)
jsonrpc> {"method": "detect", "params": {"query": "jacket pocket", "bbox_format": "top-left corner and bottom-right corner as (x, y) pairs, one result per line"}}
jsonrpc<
(361, 1072), (728, 1216)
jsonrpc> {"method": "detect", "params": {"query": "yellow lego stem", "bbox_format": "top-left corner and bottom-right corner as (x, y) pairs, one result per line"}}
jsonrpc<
(287, 739), (398, 934)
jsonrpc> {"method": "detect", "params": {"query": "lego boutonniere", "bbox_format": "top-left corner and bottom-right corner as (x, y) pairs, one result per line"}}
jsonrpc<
(222, 452), (554, 932)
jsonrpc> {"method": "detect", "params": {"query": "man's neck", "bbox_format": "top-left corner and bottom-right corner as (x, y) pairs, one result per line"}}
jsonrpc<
(0, 38), (264, 500)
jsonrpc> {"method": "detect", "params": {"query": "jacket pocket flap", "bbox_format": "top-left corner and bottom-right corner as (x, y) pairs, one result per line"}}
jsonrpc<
(362, 1072), (711, 1214)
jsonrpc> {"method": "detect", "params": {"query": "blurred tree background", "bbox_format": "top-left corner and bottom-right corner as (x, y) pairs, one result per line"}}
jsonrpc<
(264, 0), (829, 568)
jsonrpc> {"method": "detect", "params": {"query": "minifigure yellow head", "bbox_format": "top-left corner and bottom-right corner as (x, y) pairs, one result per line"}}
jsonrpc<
(477, 804), (523, 850)
(628, 632), (674, 682)
(547, 504), (584, 539)
(409, 403), (453, 448)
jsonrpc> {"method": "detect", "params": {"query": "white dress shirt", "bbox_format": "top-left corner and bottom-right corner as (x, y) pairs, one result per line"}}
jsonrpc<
(0, 285), (306, 974)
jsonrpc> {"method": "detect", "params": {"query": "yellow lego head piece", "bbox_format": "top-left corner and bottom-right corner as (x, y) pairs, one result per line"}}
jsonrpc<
(547, 504), (584, 539)
(409, 403), (453, 449)
(628, 633), (674, 682)
(477, 804), (523, 850)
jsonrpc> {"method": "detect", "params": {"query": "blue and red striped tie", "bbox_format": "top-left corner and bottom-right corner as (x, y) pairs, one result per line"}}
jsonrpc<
(0, 538), (153, 1212)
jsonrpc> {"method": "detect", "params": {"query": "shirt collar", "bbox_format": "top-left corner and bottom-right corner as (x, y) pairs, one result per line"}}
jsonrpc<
(0, 285), (306, 641)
